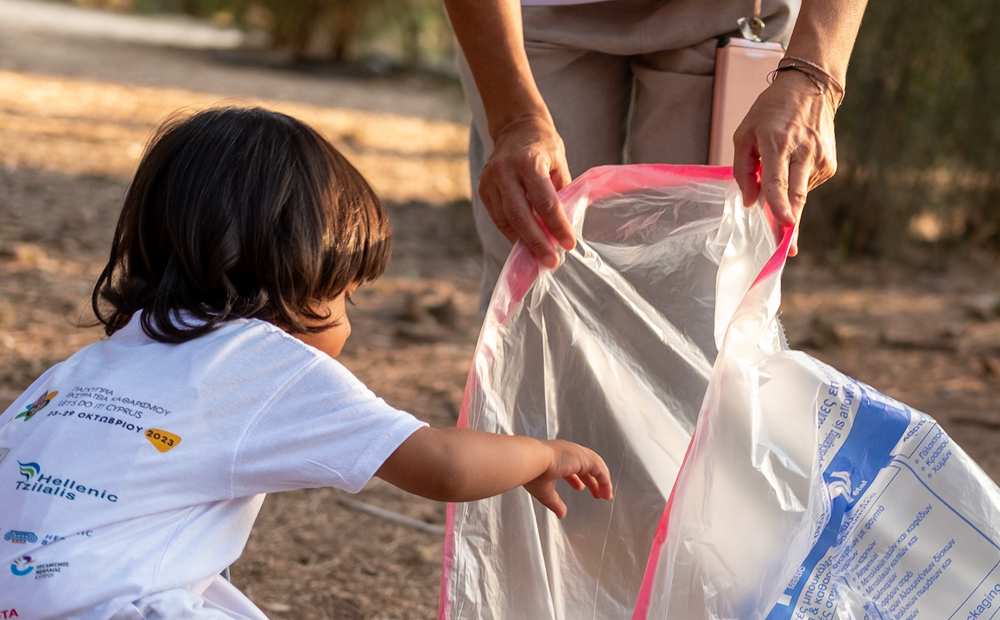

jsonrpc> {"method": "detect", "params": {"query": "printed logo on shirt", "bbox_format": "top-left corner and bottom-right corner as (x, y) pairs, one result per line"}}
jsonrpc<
(13, 461), (119, 503)
(17, 462), (39, 482)
(145, 428), (181, 453)
(43, 385), (173, 435)
(9, 556), (32, 576)
(13, 390), (59, 422)
(8, 555), (68, 580)
(3, 530), (37, 545)
(55, 386), (172, 421)
(39, 530), (93, 546)
(0, 608), (19, 619)
(45, 408), (145, 436)
(1, 529), (93, 546)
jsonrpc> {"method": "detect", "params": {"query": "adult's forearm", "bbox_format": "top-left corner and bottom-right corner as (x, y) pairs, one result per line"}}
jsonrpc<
(785, 0), (869, 84)
(443, 0), (551, 138)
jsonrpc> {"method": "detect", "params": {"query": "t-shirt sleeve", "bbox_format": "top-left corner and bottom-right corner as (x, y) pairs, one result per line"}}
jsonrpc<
(231, 357), (427, 496)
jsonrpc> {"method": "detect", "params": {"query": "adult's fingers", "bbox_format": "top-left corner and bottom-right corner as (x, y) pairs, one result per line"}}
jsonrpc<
(498, 171), (559, 268)
(550, 150), (572, 191)
(524, 157), (574, 250)
(760, 142), (795, 226)
(479, 175), (517, 244)
(733, 129), (761, 208)
(787, 158), (811, 256)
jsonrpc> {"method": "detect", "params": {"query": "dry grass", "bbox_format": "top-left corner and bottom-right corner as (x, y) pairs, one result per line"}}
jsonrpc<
(0, 70), (469, 204)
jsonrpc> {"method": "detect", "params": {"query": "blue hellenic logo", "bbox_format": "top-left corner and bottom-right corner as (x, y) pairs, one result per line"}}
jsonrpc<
(17, 462), (39, 482)
(13, 460), (119, 503)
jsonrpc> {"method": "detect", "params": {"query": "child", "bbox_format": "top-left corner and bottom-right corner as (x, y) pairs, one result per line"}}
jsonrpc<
(0, 107), (612, 619)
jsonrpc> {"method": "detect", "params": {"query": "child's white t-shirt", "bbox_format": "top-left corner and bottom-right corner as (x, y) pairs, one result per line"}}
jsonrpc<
(0, 314), (427, 619)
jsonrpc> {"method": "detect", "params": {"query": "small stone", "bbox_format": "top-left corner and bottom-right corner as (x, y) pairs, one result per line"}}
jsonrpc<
(799, 315), (842, 350)
(980, 355), (1000, 377)
(964, 294), (1000, 322)
(394, 321), (447, 344)
(427, 295), (459, 328)
(398, 293), (428, 324)
(397, 288), (459, 328)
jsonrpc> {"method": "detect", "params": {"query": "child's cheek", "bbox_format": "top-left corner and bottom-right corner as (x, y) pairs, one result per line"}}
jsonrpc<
(330, 320), (351, 358)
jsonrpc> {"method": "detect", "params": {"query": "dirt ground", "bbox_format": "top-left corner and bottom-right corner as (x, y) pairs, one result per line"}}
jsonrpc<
(1, 3), (998, 618)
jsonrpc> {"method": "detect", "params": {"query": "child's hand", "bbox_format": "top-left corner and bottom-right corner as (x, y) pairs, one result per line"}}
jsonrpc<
(524, 440), (613, 519)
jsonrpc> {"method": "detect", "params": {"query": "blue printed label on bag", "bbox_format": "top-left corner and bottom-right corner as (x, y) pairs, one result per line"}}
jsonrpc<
(767, 378), (1000, 620)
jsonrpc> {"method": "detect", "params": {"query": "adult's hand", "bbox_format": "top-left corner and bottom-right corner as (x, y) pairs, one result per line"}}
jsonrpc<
(444, 0), (577, 268)
(733, 70), (839, 257)
(479, 115), (575, 269)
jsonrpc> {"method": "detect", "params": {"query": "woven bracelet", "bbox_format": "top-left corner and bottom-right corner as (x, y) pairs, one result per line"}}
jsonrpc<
(768, 56), (846, 108)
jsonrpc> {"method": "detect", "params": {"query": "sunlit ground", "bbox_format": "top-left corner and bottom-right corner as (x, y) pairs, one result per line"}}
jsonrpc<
(0, 69), (470, 204)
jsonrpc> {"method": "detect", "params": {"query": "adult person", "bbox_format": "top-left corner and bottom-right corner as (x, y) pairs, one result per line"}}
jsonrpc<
(444, 0), (867, 308)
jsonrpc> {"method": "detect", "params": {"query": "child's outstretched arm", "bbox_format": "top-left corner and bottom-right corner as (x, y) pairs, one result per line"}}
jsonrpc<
(376, 427), (613, 518)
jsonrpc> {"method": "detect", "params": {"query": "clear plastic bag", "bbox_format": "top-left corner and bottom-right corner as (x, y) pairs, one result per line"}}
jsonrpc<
(439, 164), (1000, 620)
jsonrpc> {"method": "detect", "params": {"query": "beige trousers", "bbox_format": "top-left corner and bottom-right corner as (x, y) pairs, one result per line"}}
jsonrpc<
(459, 0), (798, 308)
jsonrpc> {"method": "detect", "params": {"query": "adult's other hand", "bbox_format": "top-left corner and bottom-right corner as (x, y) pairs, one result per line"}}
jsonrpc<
(479, 114), (575, 269)
(733, 70), (839, 256)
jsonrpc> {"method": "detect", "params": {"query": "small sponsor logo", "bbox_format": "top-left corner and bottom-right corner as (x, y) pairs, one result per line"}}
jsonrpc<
(9, 556), (32, 577)
(8, 554), (67, 580)
(3, 530), (37, 544)
(31, 560), (68, 579)
(17, 462), (39, 482)
(13, 462), (119, 503)
(40, 530), (93, 546)
(145, 428), (181, 453)
(0, 608), (20, 619)
(14, 391), (58, 422)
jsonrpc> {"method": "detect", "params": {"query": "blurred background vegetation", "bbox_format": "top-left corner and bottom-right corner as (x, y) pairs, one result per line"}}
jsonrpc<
(73, 0), (457, 68)
(66, 0), (1000, 260)
(813, 1), (1000, 258)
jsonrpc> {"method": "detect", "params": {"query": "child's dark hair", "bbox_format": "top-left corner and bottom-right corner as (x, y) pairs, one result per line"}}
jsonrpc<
(92, 106), (390, 343)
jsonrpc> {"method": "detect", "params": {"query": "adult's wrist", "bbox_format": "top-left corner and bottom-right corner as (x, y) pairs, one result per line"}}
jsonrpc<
(770, 65), (843, 110)
(776, 55), (845, 106)
(488, 107), (555, 142)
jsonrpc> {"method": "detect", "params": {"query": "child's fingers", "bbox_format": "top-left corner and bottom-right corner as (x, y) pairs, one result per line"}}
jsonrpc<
(579, 473), (601, 498)
(539, 485), (567, 519)
(565, 474), (586, 491)
(590, 461), (614, 501)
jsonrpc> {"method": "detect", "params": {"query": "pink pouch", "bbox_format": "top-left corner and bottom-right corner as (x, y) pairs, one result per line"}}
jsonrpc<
(709, 37), (784, 166)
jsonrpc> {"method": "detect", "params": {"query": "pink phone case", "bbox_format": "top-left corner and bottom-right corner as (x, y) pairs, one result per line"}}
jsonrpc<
(708, 38), (784, 166)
